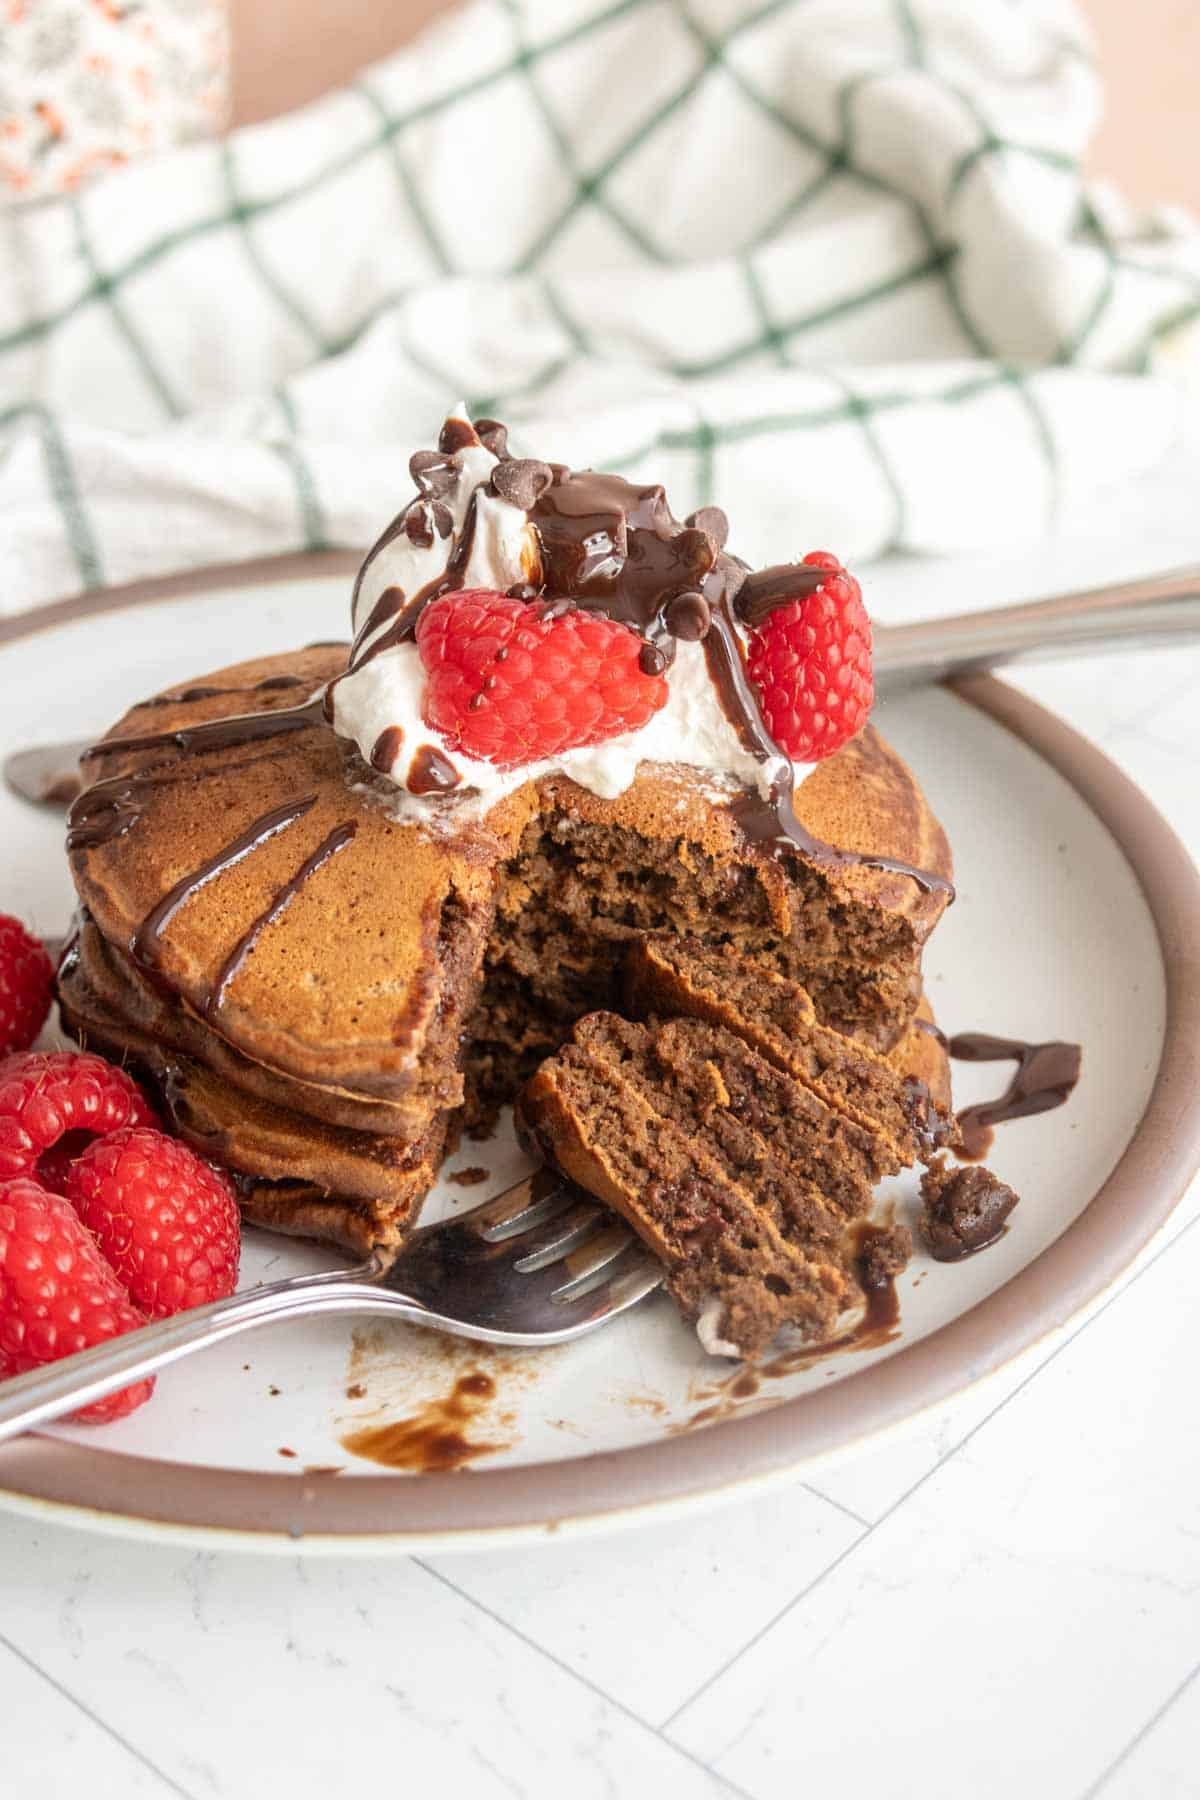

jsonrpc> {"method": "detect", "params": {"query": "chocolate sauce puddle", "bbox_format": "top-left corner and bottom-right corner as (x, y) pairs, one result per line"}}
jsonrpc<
(949, 1032), (1083, 1160)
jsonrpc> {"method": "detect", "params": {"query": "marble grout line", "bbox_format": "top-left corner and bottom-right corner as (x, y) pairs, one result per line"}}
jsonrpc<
(1079, 1651), (1200, 1800)
(412, 1558), (757, 1797)
(799, 1482), (870, 1528)
(0, 1629), (197, 1800)
(660, 1202), (1200, 1737)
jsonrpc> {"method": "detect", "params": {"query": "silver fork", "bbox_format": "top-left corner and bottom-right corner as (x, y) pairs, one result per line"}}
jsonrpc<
(0, 1172), (662, 1444)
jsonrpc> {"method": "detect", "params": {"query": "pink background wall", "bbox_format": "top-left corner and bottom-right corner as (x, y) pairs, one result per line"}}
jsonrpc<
(228, 0), (1200, 212)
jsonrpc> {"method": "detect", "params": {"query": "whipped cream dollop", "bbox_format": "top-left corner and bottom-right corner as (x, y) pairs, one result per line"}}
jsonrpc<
(331, 407), (813, 822)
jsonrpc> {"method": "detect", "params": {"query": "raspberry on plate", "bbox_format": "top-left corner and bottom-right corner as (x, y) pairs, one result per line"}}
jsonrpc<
(417, 589), (668, 768)
(0, 1050), (157, 1185)
(0, 1176), (154, 1423)
(67, 1127), (241, 1319)
(746, 552), (873, 762)
(0, 914), (54, 1057)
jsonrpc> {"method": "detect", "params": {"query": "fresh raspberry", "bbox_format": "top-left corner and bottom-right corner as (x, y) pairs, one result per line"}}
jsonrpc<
(66, 1128), (240, 1319)
(0, 915), (54, 1057)
(0, 1176), (154, 1423)
(32, 1138), (80, 1194)
(746, 552), (874, 761)
(0, 1050), (157, 1185)
(417, 589), (668, 768)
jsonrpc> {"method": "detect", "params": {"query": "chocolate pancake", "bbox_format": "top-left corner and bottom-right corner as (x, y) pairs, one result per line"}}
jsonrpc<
(64, 916), (423, 1137)
(63, 646), (951, 1250)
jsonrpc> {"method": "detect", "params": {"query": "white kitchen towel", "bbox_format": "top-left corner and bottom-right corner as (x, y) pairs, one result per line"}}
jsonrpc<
(1, 0), (1198, 612)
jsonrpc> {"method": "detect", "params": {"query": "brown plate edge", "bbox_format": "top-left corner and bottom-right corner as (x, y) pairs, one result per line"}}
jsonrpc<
(0, 565), (1197, 1551)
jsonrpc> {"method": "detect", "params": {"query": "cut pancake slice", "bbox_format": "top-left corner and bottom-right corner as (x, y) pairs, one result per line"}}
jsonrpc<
(570, 1012), (886, 1236)
(518, 1041), (858, 1358)
(625, 935), (952, 1163)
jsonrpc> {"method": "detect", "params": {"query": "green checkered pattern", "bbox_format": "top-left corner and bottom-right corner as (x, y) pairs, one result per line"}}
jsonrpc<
(2, 0), (1197, 608)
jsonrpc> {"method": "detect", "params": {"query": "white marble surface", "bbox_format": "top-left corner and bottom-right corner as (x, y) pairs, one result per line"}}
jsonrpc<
(2, 513), (1199, 1798)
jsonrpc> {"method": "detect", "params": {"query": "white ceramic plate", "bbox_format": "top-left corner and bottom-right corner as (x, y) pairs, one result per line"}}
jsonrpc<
(0, 559), (1197, 1552)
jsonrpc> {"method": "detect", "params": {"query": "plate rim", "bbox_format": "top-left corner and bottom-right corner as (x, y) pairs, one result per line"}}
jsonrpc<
(1, 555), (1198, 1552)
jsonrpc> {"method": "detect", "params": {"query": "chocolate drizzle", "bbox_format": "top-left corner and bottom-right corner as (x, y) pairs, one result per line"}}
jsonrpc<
(351, 588), (407, 671)
(130, 793), (318, 975)
(137, 675), (308, 710)
(439, 416), (481, 455)
(408, 744), (461, 795)
(81, 695), (326, 765)
(206, 817), (357, 1018)
(949, 1032), (1083, 1160)
(346, 490), (485, 678)
(736, 564), (829, 628)
(66, 693), (327, 857)
(370, 725), (404, 773)
(6, 677), (314, 813)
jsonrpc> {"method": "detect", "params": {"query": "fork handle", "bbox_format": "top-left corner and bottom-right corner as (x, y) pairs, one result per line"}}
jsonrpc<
(874, 564), (1200, 687)
(0, 1265), (425, 1445)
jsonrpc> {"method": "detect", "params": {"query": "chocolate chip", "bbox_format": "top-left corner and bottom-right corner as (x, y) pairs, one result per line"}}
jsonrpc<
(536, 596), (575, 622)
(506, 582), (539, 601)
(686, 505), (729, 549)
(474, 417), (509, 458)
(402, 504), (434, 549)
(409, 450), (457, 497)
(672, 526), (720, 583)
(639, 639), (671, 676)
(491, 458), (554, 511)
(431, 500), (453, 539)
(665, 590), (711, 641)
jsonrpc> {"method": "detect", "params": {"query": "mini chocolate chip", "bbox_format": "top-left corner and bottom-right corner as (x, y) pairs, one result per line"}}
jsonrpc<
(665, 590), (711, 641)
(639, 640), (670, 676)
(506, 582), (539, 601)
(672, 525), (720, 583)
(686, 505), (729, 548)
(491, 458), (554, 511)
(537, 596), (574, 622)
(409, 450), (457, 497)
(403, 504), (434, 549)
(474, 417), (509, 458)
(431, 500), (453, 538)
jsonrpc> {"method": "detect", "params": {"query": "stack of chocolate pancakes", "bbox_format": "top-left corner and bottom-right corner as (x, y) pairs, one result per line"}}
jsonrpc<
(58, 644), (952, 1260)
(57, 421), (956, 1319)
